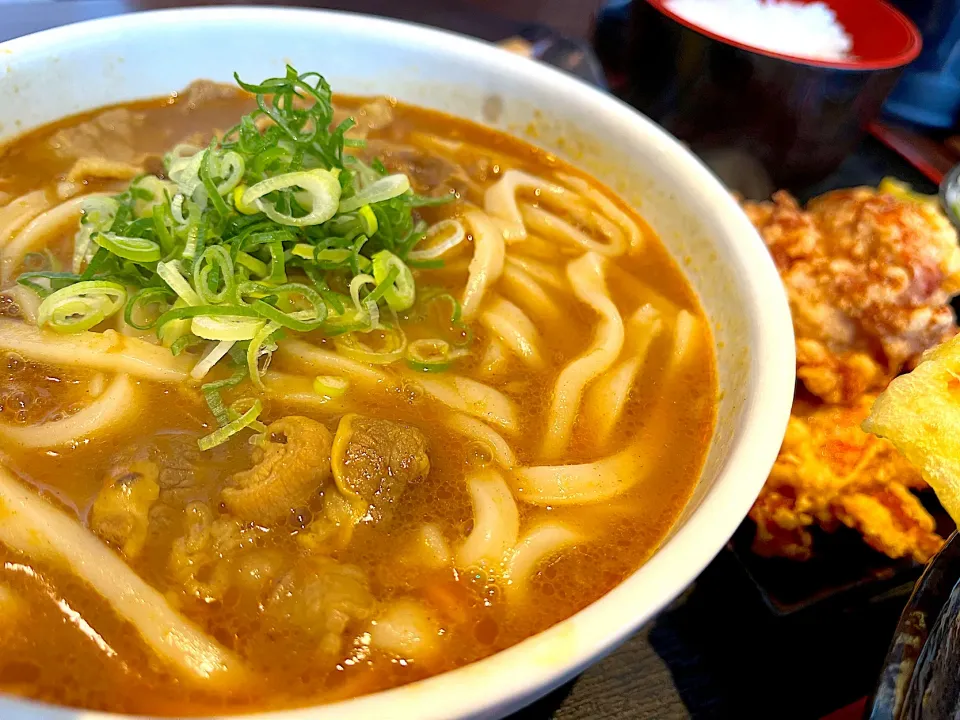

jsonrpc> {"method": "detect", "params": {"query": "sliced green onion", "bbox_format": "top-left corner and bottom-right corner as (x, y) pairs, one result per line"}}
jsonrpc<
(357, 204), (378, 236)
(408, 219), (466, 261)
(191, 339), (236, 380)
(168, 150), (205, 202)
(313, 375), (349, 398)
(132, 176), (177, 217)
(171, 333), (204, 356)
(124, 287), (174, 331)
(363, 266), (399, 307)
(159, 298), (192, 347)
(372, 250), (415, 311)
(241, 169), (342, 227)
(291, 243), (318, 261)
(265, 240), (287, 284)
(247, 320), (282, 388)
(14, 66), (456, 452)
(198, 398), (263, 450)
(405, 338), (468, 373)
(191, 315), (266, 341)
(339, 174), (411, 214)
(154, 304), (260, 334)
(201, 367), (247, 425)
(157, 260), (202, 306)
(73, 197), (119, 272)
(215, 151), (246, 195)
(334, 326), (406, 365)
(164, 143), (202, 170)
(419, 290), (471, 347)
(192, 246), (236, 305)
(291, 245), (370, 270)
(200, 148), (230, 217)
(237, 281), (328, 330)
(236, 251), (268, 276)
(92, 232), (161, 263)
(203, 384), (231, 426)
(348, 273), (379, 329)
(37, 280), (126, 333)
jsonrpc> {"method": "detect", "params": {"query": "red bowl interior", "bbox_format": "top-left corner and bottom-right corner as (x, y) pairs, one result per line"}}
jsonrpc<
(647, 0), (922, 70)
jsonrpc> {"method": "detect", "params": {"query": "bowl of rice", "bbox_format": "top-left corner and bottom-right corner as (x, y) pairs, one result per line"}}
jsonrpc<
(625, 0), (922, 191)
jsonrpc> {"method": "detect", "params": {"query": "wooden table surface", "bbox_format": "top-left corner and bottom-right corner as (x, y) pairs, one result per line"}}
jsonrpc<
(0, 2), (933, 718)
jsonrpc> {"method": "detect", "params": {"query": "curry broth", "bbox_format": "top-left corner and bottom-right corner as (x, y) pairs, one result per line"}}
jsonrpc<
(0, 85), (716, 714)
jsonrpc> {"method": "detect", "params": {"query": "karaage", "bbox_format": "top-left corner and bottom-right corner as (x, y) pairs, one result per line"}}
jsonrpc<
(744, 188), (960, 405)
(751, 394), (942, 563)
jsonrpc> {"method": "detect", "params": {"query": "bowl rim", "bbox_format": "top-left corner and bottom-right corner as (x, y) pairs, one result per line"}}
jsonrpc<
(645, 0), (923, 71)
(0, 7), (796, 719)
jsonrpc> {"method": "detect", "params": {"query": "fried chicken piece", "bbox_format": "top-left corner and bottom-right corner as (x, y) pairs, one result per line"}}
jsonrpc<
(832, 484), (944, 564)
(743, 189), (960, 403)
(750, 394), (942, 562)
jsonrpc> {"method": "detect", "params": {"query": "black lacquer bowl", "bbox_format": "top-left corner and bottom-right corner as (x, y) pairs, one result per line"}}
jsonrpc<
(868, 531), (960, 719)
(625, 0), (922, 191)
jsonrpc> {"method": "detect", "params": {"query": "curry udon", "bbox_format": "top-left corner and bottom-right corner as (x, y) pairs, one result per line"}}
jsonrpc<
(0, 69), (716, 714)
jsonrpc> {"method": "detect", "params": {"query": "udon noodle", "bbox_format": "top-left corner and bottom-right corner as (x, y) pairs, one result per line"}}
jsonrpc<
(0, 69), (716, 714)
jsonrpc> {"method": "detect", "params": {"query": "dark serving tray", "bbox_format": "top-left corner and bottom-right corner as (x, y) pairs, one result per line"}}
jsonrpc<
(728, 496), (956, 617)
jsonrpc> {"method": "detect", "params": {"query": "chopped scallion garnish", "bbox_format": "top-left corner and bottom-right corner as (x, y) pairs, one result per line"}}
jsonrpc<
(17, 65), (460, 450)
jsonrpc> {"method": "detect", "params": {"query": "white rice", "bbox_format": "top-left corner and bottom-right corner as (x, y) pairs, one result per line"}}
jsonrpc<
(662, 0), (854, 62)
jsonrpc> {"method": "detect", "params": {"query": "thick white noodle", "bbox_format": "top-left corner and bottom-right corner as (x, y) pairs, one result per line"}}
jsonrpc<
(483, 169), (569, 242)
(479, 296), (545, 370)
(407, 524), (452, 569)
(461, 210), (505, 320)
(0, 374), (135, 448)
(456, 468), (520, 570)
(556, 171), (644, 252)
(514, 311), (703, 505)
(541, 253), (624, 459)
(2, 194), (107, 283)
(485, 169), (628, 255)
(0, 320), (192, 383)
(499, 261), (564, 327)
(505, 255), (568, 292)
(0, 466), (249, 688)
(368, 598), (442, 661)
(521, 204), (627, 257)
(276, 338), (396, 390)
(478, 336), (511, 380)
(0, 285), (41, 324)
(503, 522), (580, 598)
(443, 412), (517, 469)
(583, 304), (663, 447)
(0, 190), (51, 249)
(260, 371), (354, 414)
(414, 374), (519, 433)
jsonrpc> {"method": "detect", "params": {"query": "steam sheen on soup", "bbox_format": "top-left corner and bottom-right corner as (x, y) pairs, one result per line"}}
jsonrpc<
(0, 70), (716, 714)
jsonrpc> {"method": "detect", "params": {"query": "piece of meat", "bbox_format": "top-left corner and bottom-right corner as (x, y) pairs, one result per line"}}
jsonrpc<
(176, 79), (242, 112)
(168, 501), (246, 602)
(263, 557), (374, 658)
(330, 414), (430, 524)
(749, 393), (942, 562)
(89, 460), (160, 559)
(743, 189), (960, 403)
(47, 108), (147, 165)
(221, 416), (333, 525)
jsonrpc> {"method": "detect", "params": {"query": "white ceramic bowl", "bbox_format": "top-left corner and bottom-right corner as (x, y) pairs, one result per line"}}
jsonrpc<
(0, 8), (795, 719)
